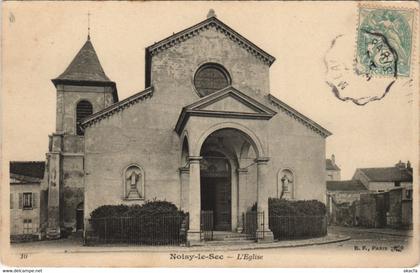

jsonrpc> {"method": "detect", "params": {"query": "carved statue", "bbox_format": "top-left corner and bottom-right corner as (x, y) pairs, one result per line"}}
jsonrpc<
(125, 167), (142, 199)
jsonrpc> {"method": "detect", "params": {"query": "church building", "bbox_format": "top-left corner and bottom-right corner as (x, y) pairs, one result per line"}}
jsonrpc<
(43, 12), (331, 243)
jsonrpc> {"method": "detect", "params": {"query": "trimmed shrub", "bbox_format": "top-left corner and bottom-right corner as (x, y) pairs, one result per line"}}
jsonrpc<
(90, 204), (129, 219)
(89, 200), (187, 245)
(268, 198), (327, 240)
(269, 198), (326, 217)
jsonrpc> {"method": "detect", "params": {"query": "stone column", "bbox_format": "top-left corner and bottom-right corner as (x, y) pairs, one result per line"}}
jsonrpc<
(187, 156), (202, 245)
(256, 157), (274, 242)
(236, 168), (248, 233)
(179, 167), (189, 212)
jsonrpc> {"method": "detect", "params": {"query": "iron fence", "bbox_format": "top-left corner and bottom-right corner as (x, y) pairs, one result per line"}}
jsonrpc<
(200, 210), (214, 241)
(269, 215), (327, 240)
(242, 211), (265, 241)
(85, 214), (188, 245)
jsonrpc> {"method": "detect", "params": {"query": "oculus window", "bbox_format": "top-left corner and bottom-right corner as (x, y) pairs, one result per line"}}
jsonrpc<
(194, 63), (230, 97)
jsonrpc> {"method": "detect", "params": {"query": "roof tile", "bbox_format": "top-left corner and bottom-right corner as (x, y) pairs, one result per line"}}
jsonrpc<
(359, 167), (413, 182)
(54, 39), (111, 82)
(327, 180), (367, 191)
(10, 161), (45, 179)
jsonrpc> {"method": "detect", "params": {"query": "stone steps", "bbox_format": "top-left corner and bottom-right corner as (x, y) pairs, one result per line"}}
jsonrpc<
(211, 231), (254, 242)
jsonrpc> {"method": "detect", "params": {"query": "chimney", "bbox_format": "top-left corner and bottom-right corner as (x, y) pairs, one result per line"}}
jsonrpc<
(331, 154), (335, 164)
(407, 161), (411, 170)
(395, 160), (406, 169)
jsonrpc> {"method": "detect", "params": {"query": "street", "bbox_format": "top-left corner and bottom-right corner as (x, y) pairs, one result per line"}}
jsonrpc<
(295, 225), (411, 251)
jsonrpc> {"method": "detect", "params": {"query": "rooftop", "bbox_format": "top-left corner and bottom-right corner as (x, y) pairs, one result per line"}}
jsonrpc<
(326, 158), (340, 171)
(10, 161), (45, 183)
(53, 38), (112, 83)
(327, 180), (367, 191)
(358, 167), (413, 182)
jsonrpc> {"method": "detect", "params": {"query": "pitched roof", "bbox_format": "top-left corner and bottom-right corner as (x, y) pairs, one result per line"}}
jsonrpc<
(10, 161), (45, 182)
(358, 167), (413, 182)
(326, 159), (341, 171)
(268, 94), (332, 138)
(54, 38), (112, 83)
(327, 180), (367, 191)
(146, 16), (275, 67)
(175, 86), (277, 134)
(81, 86), (154, 128)
(51, 38), (119, 102)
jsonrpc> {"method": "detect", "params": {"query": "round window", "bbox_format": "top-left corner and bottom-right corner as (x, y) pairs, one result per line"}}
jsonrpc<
(194, 64), (230, 97)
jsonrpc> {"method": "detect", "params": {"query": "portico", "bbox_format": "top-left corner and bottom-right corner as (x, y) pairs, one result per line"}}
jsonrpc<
(175, 86), (277, 243)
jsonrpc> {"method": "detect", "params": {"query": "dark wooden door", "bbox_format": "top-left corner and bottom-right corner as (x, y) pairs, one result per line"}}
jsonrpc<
(214, 178), (231, 231)
(76, 209), (84, 230)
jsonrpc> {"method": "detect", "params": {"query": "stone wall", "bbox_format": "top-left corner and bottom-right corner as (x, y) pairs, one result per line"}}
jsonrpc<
(55, 85), (115, 134)
(387, 188), (402, 227)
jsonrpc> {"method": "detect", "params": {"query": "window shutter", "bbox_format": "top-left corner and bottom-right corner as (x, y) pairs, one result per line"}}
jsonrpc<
(18, 193), (23, 209)
(10, 193), (13, 209)
(32, 193), (37, 209)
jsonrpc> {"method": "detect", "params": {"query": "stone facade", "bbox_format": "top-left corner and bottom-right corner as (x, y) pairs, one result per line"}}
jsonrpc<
(37, 14), (331, 243)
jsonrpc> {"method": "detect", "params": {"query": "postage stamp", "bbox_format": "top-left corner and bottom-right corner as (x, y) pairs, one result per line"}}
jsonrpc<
(356, 6), (415, 77)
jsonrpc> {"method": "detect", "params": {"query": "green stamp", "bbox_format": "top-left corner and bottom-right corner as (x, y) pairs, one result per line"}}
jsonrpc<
(356, 7), (414, 77)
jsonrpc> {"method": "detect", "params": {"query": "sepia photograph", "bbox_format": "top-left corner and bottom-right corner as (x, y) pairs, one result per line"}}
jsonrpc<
(1, 1), (418, 269)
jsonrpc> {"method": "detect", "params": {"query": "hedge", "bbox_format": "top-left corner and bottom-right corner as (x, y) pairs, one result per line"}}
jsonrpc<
(268, 198), (327, 240)
(89, 200), (187, 245)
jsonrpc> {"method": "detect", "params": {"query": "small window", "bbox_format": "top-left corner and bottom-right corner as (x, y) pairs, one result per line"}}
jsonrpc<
(194, 63), (230, 97)
(23, 193), (33, 209)
(23, 219), (33, 234)
(394, 182), (401, 187)
(76, 100), (93, 135)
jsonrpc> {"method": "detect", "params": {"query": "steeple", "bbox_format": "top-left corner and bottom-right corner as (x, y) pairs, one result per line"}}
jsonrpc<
(53, 38), (112, 83)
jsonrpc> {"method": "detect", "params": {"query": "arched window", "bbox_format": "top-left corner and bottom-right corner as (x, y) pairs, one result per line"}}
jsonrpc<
(277, 169), (294, 200)
(194, 63), (230, 97)
(123, 165), (144, 200)
(76, 100), (93, 135)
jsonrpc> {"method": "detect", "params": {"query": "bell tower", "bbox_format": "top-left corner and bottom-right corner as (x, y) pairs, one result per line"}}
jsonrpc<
(46, 36), (118, 238)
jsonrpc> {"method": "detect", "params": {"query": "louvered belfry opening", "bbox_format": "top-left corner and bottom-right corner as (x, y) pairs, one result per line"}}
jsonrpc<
(76, 100), (93, 135)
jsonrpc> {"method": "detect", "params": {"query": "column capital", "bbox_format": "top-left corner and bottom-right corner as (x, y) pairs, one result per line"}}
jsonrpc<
(187, 156), (202, 164)
(255, 157), (270, 164)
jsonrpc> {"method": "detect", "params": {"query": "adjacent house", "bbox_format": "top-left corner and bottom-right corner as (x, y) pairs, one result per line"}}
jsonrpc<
(352, 161), (413, 193)
(326, 160), (413, 229)
(10, 161), (48, 242)
(326, 154), (340, 181)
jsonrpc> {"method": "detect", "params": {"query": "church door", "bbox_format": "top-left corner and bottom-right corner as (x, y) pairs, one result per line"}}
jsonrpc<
(200, 153), (232, 231)
(214, 177), (231, 230)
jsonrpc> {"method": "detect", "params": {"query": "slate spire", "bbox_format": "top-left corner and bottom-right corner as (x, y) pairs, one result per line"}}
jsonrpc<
(53, 38), (112, 83)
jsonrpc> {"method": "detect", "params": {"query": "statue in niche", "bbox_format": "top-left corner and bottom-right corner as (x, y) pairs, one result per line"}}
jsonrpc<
(125, 166), (142, 199)
(279, 170), (294, 200)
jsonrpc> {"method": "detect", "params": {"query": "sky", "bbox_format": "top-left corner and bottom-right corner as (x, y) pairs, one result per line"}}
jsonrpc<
(2, 2), (417, 179)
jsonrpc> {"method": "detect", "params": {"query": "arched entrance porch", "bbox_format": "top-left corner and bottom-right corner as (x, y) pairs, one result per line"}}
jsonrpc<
(183, 123), (274, 244)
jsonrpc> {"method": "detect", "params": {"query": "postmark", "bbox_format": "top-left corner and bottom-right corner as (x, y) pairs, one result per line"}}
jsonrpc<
(356, 7), (414, 78)
(325, 5), (416, 106)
